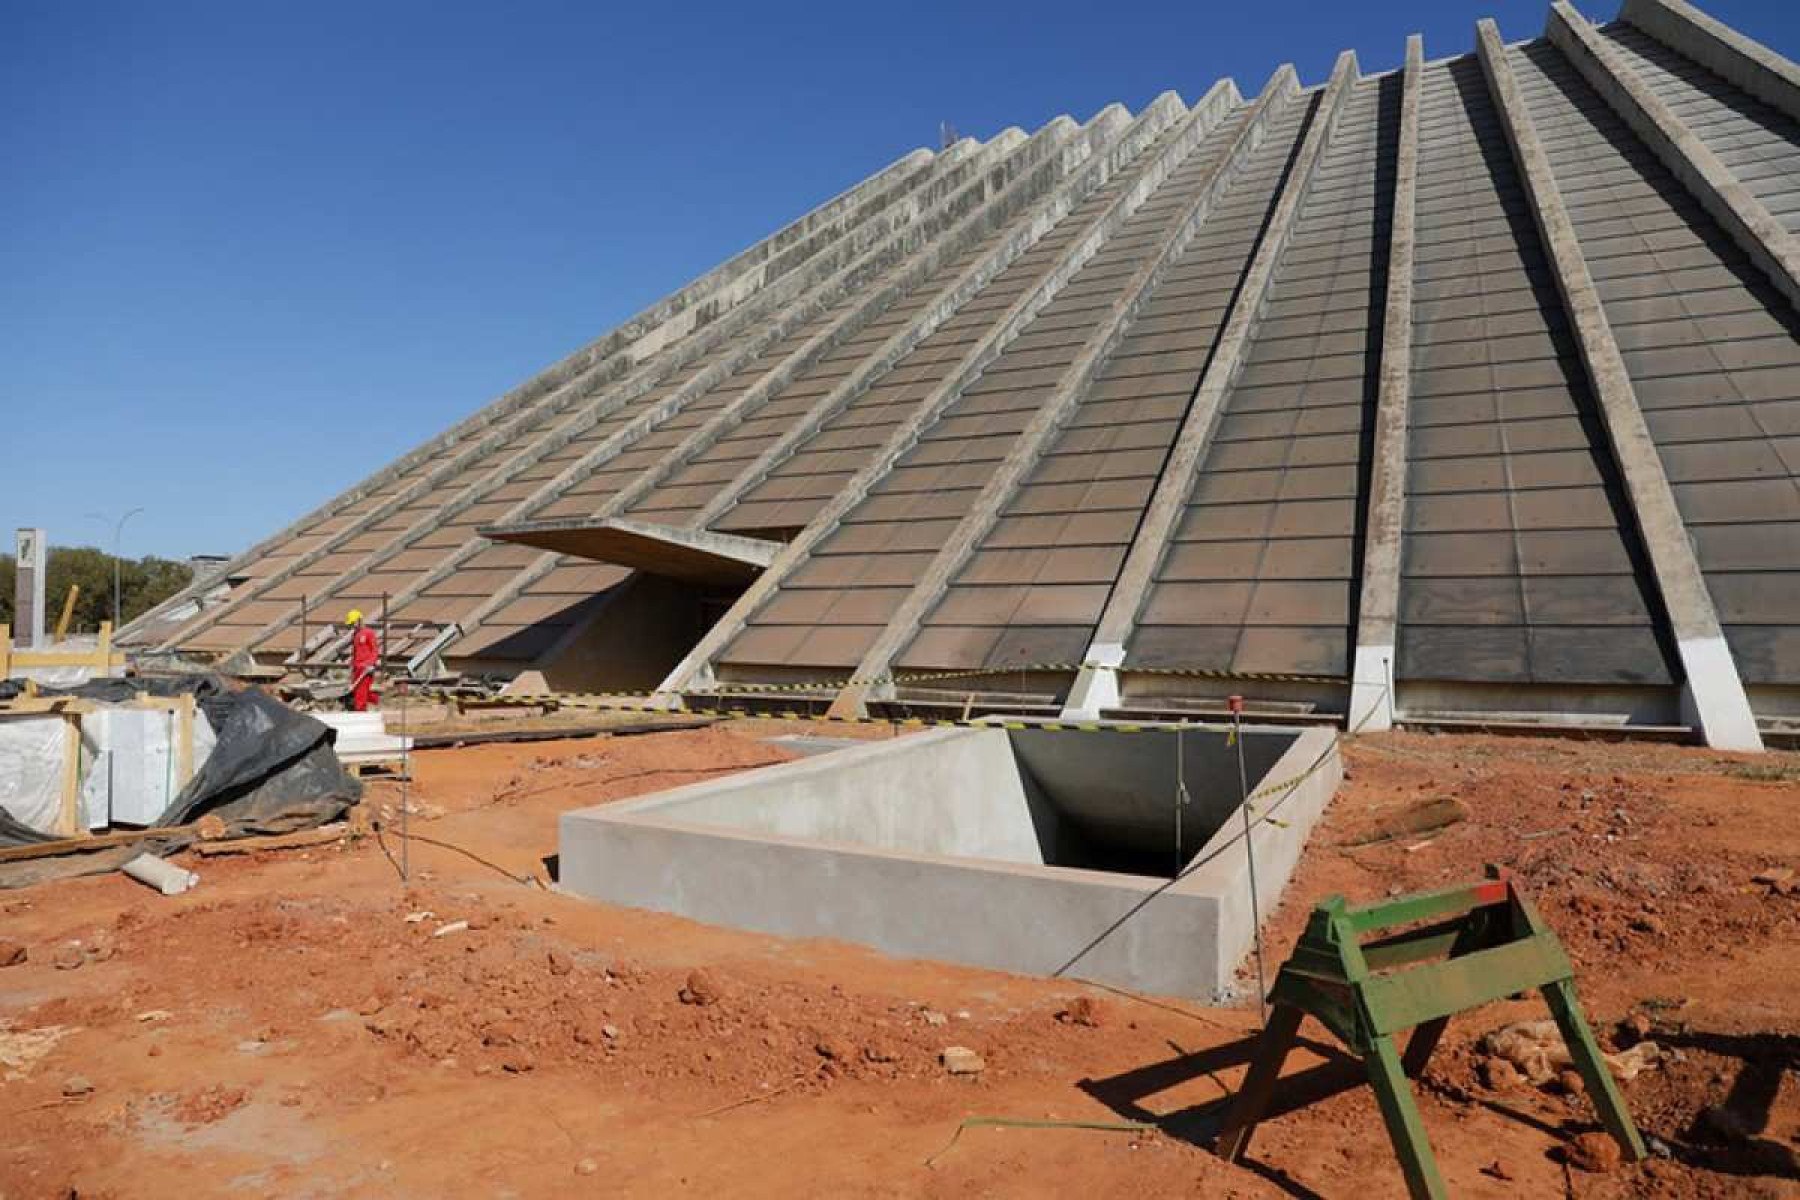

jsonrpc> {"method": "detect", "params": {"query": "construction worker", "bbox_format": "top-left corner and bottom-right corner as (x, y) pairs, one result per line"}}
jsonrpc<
(346, 609), (380, 712)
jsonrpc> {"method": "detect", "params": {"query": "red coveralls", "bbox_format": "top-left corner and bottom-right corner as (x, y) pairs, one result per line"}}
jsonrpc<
(350, 624), (381, 712)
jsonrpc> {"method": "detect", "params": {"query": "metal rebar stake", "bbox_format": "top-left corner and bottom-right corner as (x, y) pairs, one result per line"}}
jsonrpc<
(1174, 721), (1189, 877)
(385, 592), (409, 883)
(399, 674), (410, 883)
(1230, 694), (1268, 1027)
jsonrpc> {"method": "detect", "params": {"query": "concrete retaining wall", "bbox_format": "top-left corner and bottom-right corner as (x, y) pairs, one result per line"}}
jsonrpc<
(558, 723), (1340, 998)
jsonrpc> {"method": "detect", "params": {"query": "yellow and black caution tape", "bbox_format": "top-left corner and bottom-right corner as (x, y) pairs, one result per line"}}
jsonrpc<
(434, 690), (1168, 734)
(437, 659), (1348, 710)
(686, 661), (1349, 693)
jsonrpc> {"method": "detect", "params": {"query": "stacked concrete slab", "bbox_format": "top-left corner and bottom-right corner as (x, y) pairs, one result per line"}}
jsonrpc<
(126, 0), (1800, 747)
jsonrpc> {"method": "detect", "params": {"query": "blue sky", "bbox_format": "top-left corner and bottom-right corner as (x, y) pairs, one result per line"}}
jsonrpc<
(3, 0), (1794, 559)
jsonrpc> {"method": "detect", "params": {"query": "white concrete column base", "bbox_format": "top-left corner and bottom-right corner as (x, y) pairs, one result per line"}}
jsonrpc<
(1677, 635), (1763, 750)
(1348, 644), (1396, 734)
(1061, 643), (1124, 720)
(651, 660), (714, 710)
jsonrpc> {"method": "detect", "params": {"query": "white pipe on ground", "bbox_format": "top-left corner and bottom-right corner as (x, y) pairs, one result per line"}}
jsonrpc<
(121, 853), (199, 896)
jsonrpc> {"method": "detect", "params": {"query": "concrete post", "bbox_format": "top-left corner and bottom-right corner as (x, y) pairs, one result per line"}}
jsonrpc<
(1347, 35), (1424, 735)
(14, 528), (46, 649)
(1475, 19), (1762, 751)
(1620, 0), (1800, 124)
(1547, 2), (1800, 313)
(656, 80), (1267, 702)
(831, 72), (1307, 719)
(1063, 53), (1362, 721)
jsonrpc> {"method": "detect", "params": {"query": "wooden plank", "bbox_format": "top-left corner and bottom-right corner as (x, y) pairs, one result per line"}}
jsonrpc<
(1361, 937), (1573, 1036)
(1363, 1034), (1450, 1199)
(0, 822), (203, 864)
(54, 585), (79, 641)
(191, 823), (347, 857)
(1345, 879), (1508, 936)
(58, 713), (82, 837)
(1214, 1002), (1305, 1163)
(0, 697), (96, 716)
(175, 693), (196, 789)
(11, 649), (115, 671)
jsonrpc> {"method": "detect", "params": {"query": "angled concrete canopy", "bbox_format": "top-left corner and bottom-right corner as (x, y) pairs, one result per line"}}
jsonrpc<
(480, 518), (778, 586)
(124, 0), (1800, 747)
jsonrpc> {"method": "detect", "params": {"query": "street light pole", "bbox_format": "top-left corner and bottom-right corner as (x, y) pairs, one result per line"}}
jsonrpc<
(112, 507), (145, 629)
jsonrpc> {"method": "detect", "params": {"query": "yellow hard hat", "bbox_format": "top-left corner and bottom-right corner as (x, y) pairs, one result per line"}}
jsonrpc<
(345, 609), (363, 626)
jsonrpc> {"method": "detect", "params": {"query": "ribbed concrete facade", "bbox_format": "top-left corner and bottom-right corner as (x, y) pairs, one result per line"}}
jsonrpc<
(126, 0), (1799, 747)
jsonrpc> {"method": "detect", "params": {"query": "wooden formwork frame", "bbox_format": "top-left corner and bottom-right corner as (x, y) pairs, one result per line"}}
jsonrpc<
(0, 620), (123, 679)
(0, 688), (198, 838)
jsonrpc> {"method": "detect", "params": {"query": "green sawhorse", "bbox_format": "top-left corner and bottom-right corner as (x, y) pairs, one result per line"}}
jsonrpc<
(1215, 866), (1645, 1198)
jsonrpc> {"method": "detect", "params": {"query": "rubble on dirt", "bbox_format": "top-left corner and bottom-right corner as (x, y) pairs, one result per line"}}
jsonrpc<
(1566, 1131), (1623, 1174)
(1053, 997), (1107, 1028)
(1480, 1020), (1662, 1088)
(678, 969), (725, 1007)
(941, 1046), (985, 1075)
(0, 1024), (72, 1080)
(1751, 866), (1795, 895)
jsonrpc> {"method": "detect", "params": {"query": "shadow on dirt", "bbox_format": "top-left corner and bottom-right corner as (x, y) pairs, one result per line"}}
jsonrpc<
(1078, 1031), (1361, 1199)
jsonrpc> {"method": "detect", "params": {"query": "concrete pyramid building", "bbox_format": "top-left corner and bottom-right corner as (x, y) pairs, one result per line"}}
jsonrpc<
(126, 0), (1800, 748)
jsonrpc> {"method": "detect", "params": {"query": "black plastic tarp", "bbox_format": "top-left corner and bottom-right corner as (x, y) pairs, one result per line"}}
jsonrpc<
(157, 688), (357, 830)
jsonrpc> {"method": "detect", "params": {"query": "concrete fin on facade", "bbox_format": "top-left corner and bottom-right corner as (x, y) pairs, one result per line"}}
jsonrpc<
(1348, 35), (1425, 735)
(1478, 18), (1761, 749)
(1063, 53), (1363, 718)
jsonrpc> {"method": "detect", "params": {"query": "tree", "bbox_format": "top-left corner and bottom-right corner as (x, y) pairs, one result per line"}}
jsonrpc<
(0, 548), (193, 636)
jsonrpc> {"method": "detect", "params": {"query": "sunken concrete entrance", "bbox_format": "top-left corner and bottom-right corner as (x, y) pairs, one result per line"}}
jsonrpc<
(558, 722), (1340, 998)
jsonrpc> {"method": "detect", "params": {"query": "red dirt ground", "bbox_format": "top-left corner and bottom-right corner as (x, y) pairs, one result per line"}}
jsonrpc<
(2, 720), (1796, 1198)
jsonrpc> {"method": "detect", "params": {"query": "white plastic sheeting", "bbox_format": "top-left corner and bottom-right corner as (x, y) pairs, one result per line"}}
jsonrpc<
(13, 665), (97, 688)
(0, 717), (69, 835)
(79, 707), (218, 829)
(0, 705), (221, 837)
(11, 635), (118, 688)
(313, 712), (411, 766)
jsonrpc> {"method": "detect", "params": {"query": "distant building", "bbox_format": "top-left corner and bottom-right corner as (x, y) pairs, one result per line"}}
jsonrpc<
(186, 555), (232, 582)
